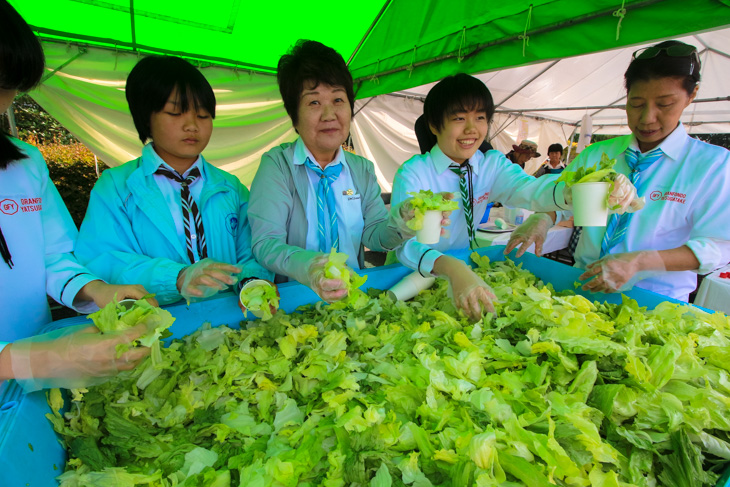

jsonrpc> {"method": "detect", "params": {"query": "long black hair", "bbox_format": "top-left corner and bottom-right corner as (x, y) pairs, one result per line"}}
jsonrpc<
(0, 1), (45, 168)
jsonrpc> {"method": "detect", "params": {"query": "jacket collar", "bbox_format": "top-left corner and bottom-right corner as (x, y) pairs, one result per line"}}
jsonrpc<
(292, 137), (345, 169)
(125, 144), (229, 261)
(431, 143), (483, 176)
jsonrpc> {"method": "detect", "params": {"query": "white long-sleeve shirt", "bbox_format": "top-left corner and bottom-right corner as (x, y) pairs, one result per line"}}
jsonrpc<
(569, 123), (730, 301)
(0, 139), (97, 341)
(392, 144), (568, 275)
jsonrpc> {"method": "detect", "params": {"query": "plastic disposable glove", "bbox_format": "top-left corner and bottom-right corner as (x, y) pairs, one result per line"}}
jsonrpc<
(394, 192), (454, 238)
(579, 250), (665, 293)
(434, 256), (496, 320)
(77, 280), (158, 308)
(8, 322), (153, 392)
(178, 258), (241, 301)
(306, 255), (348, 303)
(607, 174), (641, 214)
(503, 213), (554, 258)
(563, 173), (640, 214)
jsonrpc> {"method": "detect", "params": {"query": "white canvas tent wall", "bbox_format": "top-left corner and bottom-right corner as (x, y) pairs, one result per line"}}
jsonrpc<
(25, 27), (730, 190)
(351, 28), (730, 185)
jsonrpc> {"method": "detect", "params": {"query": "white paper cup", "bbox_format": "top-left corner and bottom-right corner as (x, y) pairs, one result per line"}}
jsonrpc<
(572, 182), (610, 227)
(387, 272), (436, 301)
(416, 210), (442, 244)
(239, 279), (273, 318)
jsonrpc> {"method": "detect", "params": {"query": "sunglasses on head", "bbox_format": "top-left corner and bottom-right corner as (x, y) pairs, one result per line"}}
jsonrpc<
(632, 44), (700, 74)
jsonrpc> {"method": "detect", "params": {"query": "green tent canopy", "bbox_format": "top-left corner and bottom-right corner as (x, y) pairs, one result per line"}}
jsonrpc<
(10, 0), (730, 98)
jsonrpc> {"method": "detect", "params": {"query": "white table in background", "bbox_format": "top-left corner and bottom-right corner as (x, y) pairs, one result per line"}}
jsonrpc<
(474, 206), (572, 255)
(694, 264), (730, 314)
(475, 225), (572, 255)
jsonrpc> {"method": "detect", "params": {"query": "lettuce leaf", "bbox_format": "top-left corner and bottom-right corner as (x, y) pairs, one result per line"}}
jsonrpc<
(406, 190), (459, 231)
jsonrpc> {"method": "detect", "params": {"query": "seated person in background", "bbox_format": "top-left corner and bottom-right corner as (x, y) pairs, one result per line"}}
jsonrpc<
(533, 143), (566, 177)
(505, 139), (540, 170)
(506, 40), (730, 302)
(391, 73), (640, 319)
(248, 40), (423, 303)
(76, 55), (272, 305)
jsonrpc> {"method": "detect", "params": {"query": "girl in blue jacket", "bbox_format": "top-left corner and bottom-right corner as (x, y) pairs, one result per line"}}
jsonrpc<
(75, 55), (271, 305)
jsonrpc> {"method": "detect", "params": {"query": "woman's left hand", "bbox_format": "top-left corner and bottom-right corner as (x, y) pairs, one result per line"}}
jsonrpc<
(395, 192), (453, 237)
(580, 250), (664, 293)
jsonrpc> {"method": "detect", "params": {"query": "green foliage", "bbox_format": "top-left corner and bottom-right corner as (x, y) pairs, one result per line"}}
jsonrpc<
(48, 255), (730, 486)
(2, 95), (106, 228)
(42, 141), (107, 228)
(11, 95), (78, 145)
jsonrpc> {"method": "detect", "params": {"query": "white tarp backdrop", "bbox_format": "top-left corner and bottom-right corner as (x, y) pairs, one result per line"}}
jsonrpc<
(24, 28), (730, 188)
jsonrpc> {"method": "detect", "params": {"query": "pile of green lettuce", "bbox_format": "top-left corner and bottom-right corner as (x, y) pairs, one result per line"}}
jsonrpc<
(47, 255), (730, 486)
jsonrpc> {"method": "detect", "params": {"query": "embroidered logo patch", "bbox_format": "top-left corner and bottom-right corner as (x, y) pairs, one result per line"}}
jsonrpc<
(649, 190), (686, 204)
(226, 213), (238, 236)
(0, 199), (18, 215)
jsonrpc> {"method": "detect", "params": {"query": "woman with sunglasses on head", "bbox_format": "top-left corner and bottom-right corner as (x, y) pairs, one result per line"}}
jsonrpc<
(0, 1), (157, 392)
(507, 40), (730, 301)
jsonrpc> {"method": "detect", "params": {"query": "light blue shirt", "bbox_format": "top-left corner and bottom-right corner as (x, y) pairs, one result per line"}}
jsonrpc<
(149, 145), (205, 262)
(293, 138), (363, 270)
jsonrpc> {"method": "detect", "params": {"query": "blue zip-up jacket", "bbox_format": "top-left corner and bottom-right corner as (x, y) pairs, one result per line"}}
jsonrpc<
(76, 145), (271, 305)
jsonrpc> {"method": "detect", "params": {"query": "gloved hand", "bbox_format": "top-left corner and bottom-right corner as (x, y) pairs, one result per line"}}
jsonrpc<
(579, 250), (665, 293)
(77, 280), (158, 308)
(503, 213), (554, 258)
(8, 323), (152, 392)
(393, 192), (454, 238)
(177, 259), (241, 301)
(607, 174), (641, 214)
(447, 268), (497, 320)
(434, 256), (496, 320)
(563, 174), (640, 214)
(306, 255), (348, 303)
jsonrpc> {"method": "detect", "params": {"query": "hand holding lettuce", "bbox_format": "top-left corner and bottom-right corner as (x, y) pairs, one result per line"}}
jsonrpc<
(558, 153), (643, 215)
(7, 297), (172, 392)
(306, 249), (368, 307)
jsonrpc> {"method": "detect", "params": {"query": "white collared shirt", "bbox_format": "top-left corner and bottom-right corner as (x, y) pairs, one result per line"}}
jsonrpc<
(392, 144), (568, 275)
(147, 144), (206, 262)
(570, 123), (730, 301)
(293, 138), (363, 270)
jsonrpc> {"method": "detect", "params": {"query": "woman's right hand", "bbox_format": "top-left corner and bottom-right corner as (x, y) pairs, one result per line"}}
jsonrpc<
(177, 259), (242, 300)
(6, 323), (152, 392)
(306, 255), (348, 303)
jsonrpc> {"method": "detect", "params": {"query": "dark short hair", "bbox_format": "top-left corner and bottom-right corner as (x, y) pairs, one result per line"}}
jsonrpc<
(125, 56), (216, 143)
(624, 40), (701, 95)
(277, 40), (355, 127)
(548, 143), (563, 154)
(424, 73), (495, 133)
(0, 1), (46, 168)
